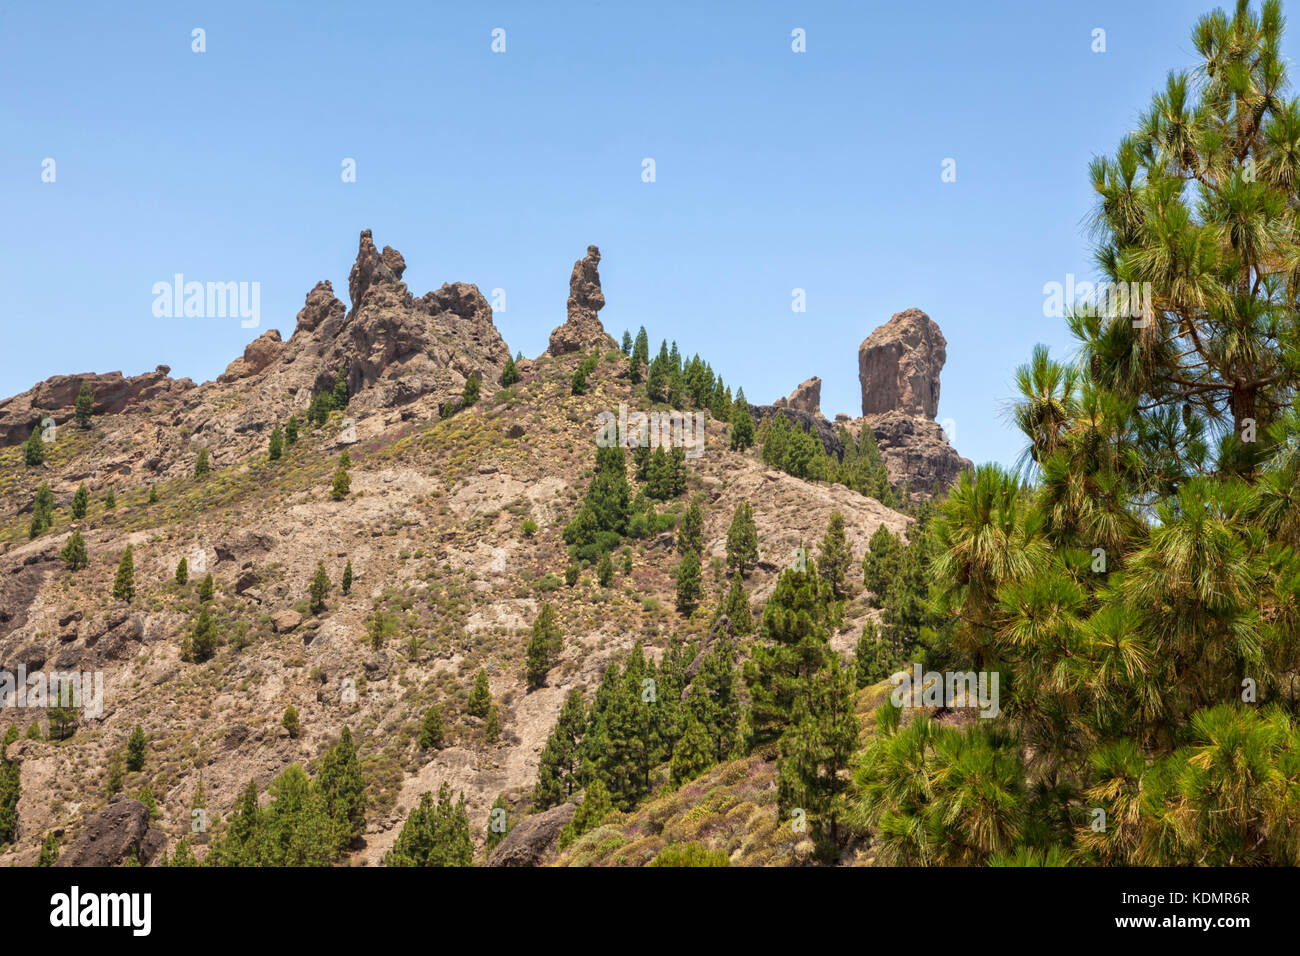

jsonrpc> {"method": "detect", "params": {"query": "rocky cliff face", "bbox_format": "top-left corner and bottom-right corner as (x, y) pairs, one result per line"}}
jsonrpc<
(754, 310), (969, 496)
(0, 368), (195, 447)
(858, 308), (945, 418)
(548, 245), (613, 356)
(0, 231), (513, 497)
(774, 377), (822, 417)
(857, 308), (971, 492)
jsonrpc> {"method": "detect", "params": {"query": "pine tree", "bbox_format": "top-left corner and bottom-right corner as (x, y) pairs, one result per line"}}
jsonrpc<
(719, 572), (754, 636)
(331, 467), (351, 500)
(331, 366), (349, 410)
(570, 363), (588, 395)
(589, 652), (656, 810)
(675, 549), (702, 614)
(0, 759), (20, 845)
(693, 639), (742, 761)
(175, 557), (188, 586)
(36, 831), (59, 867)
(525, 604), (561, 689)
(75, 380), (94, 428)
(22, 428), (45, 466)
(485, 793), (511, 853)
(148, 485), (158, 504)
(420, 705), (445, 750)
(468, 669), (492, 718)
(777, 657), (859, 860)
(268, 424), (284, 461)
(862, 524), (902, 607)
(282, 706), (300, 738)
(193, 448), (210, 478)
(596, 550), (613, 586)
(818, 511), (852, 599)
(198, 572), (214, 603)
(317, 726), (366, 847)
(620, 330), (633, 355)
(70, 483), (88, 519)
(112, 546), (135, 602)
(59, 530), (88, 571)
(744, 561), (833, 746)
(725, 501), (759, 577)
(126, 724), (147, 772)
(103, 488), (115, 509)
(385, 782), (472, 867)
(309, 563), (330, 613)
(341, 560), (353, 596)
(560, 779), (613, 848)
(629, 327), (649, 384)
(29, 483), (55, 538)
(286, 416), (299, 444)
(485, 705), (501, 744)
(853, 621), (896, 687)
(670, 712), (713, 785)
(562, 445), (632, 563)
(500, 353), (520, 387)
(186, 607), (218, 662)
(461, 370), (481, 408)
(729, 389), (755, 451)
(678, 495), (704, 556)
(533, 688), (586, 809)
(105, 751), (124, 796)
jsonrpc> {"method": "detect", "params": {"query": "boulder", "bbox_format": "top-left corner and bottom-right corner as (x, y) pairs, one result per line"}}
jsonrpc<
(270, 609), (302, 633)
(53, 797), (167, 867)
(486, 802), (576, 866)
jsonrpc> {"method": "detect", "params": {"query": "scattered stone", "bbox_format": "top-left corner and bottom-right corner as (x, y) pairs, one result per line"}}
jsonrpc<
(271, 610), (302, 633)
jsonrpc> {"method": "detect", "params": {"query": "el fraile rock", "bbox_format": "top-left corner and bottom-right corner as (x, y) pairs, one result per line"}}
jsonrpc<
(547, 244), (615, 356)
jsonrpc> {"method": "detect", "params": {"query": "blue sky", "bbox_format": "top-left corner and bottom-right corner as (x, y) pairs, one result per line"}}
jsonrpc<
(1, 0), (1280, 469)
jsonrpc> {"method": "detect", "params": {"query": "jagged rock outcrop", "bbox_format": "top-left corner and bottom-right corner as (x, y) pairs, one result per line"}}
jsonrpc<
(219, 330), (284, 382)
(53, 797), (167, 867)
(487, 802), (576, 866)
(774, 376), (822, 416)
(548, 245), (613, 355)
(857, 308), (970, 493)
(863, 411), (971, 493)
(0, 368), (194, 446)
(859, 308), (945, 418)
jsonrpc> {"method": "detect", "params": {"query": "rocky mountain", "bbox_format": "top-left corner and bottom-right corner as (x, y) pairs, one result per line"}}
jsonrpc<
(759, 309), (971, 495)
(0, 233), (919, 868)
(547, 245), (615, 356)
(855, 309), (972, 492)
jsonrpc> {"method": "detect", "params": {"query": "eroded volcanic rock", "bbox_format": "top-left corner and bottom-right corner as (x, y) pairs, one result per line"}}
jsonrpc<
(548, 245), (613, 355)
(0, 368), (194, 446)
(486, 801), (576, 866)
(52, 797), (167, 867)
(859, 308), (946, 418)
(857, 308), (970, 493)
(774, 376), (822, 417)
